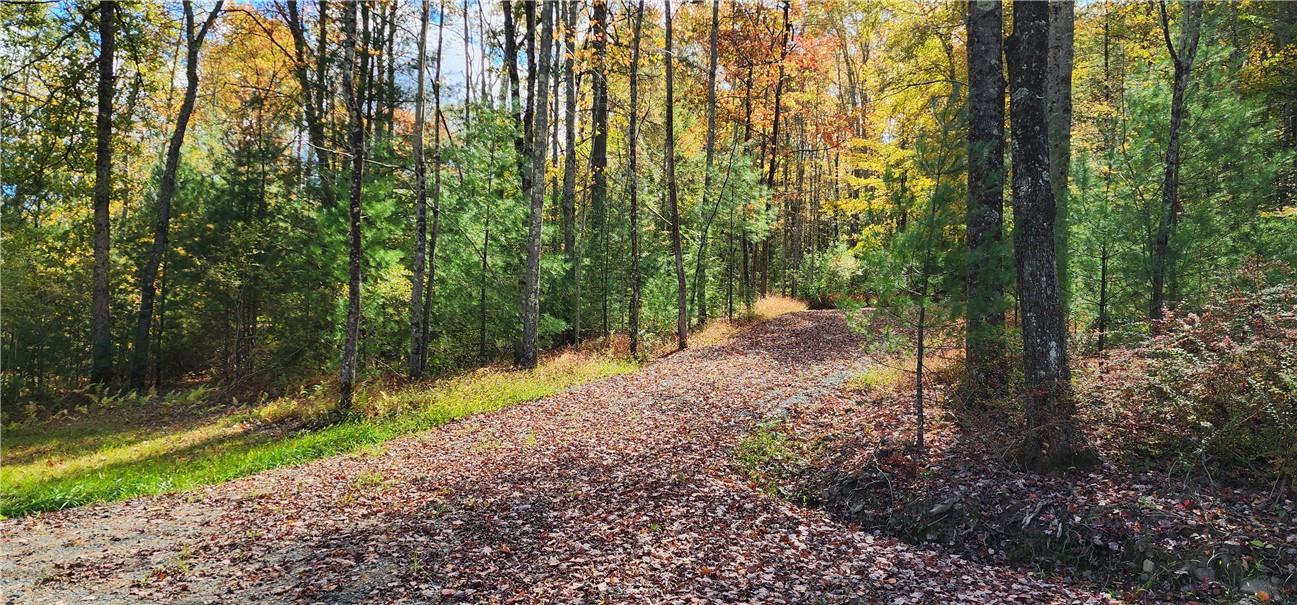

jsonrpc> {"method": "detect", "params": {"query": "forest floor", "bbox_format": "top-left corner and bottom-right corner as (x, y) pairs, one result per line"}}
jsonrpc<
(0, 310), (1289, 604)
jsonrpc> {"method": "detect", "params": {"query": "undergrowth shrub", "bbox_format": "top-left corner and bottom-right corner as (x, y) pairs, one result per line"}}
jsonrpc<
(1084, 265), (1297, 485)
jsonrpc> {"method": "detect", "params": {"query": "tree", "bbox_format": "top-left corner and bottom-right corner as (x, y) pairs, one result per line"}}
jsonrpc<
(965, 0), (1007, 399)
(519, 0), (554, 369)
(627, 0), (645, 357)
(90, 0), (115, 386)
(664, 0), (687, 351)
(589, 0), (609, 338)
(129, 0), (224, 389)
(1048, 1), (1075, 317)
(409, 0), (431, 378)
(423, 0), (446, 375)
(1150, 0), (1203, 321)
(561, 0), (579, 345)
(760, 0), (792, 296)
(284, 0), (333, 209)
(692, 0), (721, 326)
(1007, 0), (1090, 471)
(502, 1), (527, 191)
(339, 0), (368, 411)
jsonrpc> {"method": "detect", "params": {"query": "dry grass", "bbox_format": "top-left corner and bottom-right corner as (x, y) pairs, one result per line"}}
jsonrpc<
(750, 296), (808, 321)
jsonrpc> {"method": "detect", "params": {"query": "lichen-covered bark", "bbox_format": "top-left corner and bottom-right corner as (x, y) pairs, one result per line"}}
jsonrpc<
(1007, 0), (1091, 471)
(965, 0), (1008, 399)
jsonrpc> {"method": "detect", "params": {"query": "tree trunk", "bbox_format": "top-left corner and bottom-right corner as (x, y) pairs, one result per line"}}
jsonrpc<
(965, 0), (1007, 400)
(693, 0), (720, 326)
(627, 0), (645, 357)
(589, 0), (609, 343)
(129, 0), (224, 389)
(339, 0), (369, 412)
(463, 0), (472, 127)
(422, 0), (446, 375)
(91, 0), (115, 385)
(409, 0), (431, 378)
(561, 0), (579, 345)
(1007, 0), (1090, 472)
(503, 1), (529, 193)
(519, 0), (554, 369)
(384, 0), (397, 135)
(524, 1), (537, 168)
(285, 0), (334, 208)
(760, 0), (792, 297)
(1150, 0), (1202, 321)
(664, 0), (686, 351)
(1047, 1), (1074, 317)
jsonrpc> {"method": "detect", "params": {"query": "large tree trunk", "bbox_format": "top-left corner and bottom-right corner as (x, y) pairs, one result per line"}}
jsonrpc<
(1007, 0), (1090, 471)
(91, 1), (115, 385)
(339, 0), (369, 411)
(664, 0), (687, 351)
(589, 0), (609, 341)
(129, 1), (223, 389)
(692, 0), (721, 326)
(561, 0), (579, 345)
(1150, 0), (1203, 321)
(519, 0), (554, 369)
(965, 0), (1007, 400)
(627, 0), (645, 357)
(1047, 1), (1074, 317)
(409, 0), (431, 379)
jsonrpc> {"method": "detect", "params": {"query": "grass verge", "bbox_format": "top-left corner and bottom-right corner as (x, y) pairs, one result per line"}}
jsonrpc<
(0, 351), (636, 518)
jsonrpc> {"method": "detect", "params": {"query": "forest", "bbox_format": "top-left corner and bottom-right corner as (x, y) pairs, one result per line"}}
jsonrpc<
(1, 0), (1295, 602)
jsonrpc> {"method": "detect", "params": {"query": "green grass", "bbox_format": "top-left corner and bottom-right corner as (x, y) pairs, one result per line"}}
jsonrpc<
(734, 420), (799, 496)
(0, 353), (637, 518)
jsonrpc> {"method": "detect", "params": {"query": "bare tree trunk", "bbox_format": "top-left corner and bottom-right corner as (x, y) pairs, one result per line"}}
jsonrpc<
(524, 1), (537, 167)
(421, 0), (446, 375)
(519, 0), (554, 369)
(1150, 0), (1202, 321)
(561, 0), (578, 345)
(459, 0), (471, 128)
(285, 0), (334, 208)
(409, 0), (431, 378)
(692, 0), (720, 326)
(340, 0), (369, 411)
(502, 1), (528, 193)
(91, 0), (115, 385)
(588, 0), (609, 343)
(130, 1), (223, 389)
(664, 0), (686, 351)
(1007, 0), (1090, 471)
(627, 0), (644, 357)
(965, 0), (1007, 400)
(384, 0), (397, 135)
(1048, 0), (1074, 317)
(759, 0), (792, 298)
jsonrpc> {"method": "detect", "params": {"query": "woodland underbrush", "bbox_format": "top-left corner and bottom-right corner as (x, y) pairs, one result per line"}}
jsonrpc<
(735, 278), (1296, 602)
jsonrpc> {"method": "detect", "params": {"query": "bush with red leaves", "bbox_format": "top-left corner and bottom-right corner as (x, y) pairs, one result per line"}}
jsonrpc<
(1083, 263), (1297, 486)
